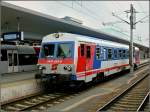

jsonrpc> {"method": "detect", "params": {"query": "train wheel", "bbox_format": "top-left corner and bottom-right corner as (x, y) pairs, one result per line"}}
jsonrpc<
(69, 81), (85, 91)
(93, 73), (105, 83)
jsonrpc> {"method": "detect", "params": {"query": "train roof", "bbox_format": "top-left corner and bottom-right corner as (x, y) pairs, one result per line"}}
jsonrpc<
(42, 33), (133, 49)
(1, 45), (36, 54)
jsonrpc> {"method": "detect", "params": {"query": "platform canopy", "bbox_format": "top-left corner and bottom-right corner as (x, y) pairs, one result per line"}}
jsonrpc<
(1, 2), (149, 50)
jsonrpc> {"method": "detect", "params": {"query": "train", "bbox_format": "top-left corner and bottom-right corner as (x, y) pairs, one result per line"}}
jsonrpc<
(36, 33), (140, 85)
(0, 45), (40, 74)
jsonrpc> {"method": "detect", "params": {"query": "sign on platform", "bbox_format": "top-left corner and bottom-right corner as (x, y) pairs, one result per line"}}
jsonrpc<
(2, 31), (24, 41)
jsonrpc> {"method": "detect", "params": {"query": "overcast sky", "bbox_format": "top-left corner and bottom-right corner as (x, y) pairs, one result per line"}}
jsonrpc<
(5, 1), (149, 47)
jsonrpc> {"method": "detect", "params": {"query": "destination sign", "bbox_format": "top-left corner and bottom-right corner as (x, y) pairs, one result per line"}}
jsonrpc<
(2, 31), (24, 41)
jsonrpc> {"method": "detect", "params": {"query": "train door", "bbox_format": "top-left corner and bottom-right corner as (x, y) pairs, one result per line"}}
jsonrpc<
(85, 44), (95, 82)
(77, 43), (94, 81)
(7, 50), (18, 73)
(85, 45), (92, 72)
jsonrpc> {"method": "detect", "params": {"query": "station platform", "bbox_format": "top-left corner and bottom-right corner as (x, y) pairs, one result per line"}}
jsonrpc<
(1, 71), (36, 84)
(1, 70), (42, 104)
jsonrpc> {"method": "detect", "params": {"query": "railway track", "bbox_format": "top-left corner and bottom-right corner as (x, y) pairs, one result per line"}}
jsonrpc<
(1, 63), (149, 111)
(137, 92), (149, 111)
(1, 92), (80, 111)
(97, 72), (149, 112)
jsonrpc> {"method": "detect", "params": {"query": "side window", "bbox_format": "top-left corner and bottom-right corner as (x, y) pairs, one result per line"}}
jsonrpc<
(123, 50), (126, 58)
(103, 48), (107, 60)
(81, 44), (84, 56)
(8, 53), (13, 66)
(19, 54), (37, 65)
(96, 47), (101, 60)
(118, 50), (122, 58)
(114, 49), (118, 59)
(108, 48), (112, 60)
(127, 50), (129, 58)
(86, 46), (91, 58)
(1, 50), (7, 61)
(14, 53), (18, 66)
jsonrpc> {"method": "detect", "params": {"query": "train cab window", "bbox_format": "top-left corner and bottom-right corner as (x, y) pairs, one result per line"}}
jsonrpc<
(43, 44), (55, 58)
(108, 48), (112, 60)
(96, 47), (101, 59)
(86, 46), (91, 58)
(57, 43), (72, 58)
(81, 44), (84, 56)
(1, 50), (7, 61)
(114, 49), (118, 59)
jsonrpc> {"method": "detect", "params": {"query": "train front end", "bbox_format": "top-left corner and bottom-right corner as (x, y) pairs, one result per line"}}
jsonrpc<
(36, 33), (76, 82)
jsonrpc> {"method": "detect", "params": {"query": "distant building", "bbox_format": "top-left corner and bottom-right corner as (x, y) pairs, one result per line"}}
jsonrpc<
(62, 16), (83, 25)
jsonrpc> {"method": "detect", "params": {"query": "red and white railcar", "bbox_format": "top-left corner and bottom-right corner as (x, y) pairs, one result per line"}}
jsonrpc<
(37, 33), (140, 83)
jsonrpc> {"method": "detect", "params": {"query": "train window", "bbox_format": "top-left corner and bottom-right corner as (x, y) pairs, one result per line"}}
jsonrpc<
(114, 49), (118, 59)
(118, 50), (122, 58)
(14, 53), (18, 66)
(103, 48), (107, 60)
(81, 44), (84, 56)
(8, 53), (13, 66)
(19, 54), (37, 65)
(108, 48), (112, 60)
(127, 50), (129, 58)
(57, 43), (72, 58)
(123, 50), (126, 58)
(86, 46), (91, 58)
(43, 44), (55, 58)
(96, 47), (101, 59)
(1, 50), (7, 61)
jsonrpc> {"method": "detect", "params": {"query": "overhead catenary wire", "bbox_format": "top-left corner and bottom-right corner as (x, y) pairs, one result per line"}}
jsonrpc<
(57, 1), (101, 25)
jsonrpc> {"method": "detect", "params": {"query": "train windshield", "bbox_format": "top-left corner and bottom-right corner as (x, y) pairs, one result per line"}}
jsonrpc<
(42, 43), (72, 58)
(43, 44), (55, 58)
(57, 43), (72, 58)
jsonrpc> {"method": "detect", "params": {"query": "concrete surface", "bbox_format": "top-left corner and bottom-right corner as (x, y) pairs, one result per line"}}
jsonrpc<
(1, 71), (43, 104)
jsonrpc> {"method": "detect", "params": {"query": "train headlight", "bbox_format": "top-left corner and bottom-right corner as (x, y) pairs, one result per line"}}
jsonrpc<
(38, 65), (46, 70)
(64, 66), (67, 70)
(64, 65), (72, 71)
(67, 65), (72, 71)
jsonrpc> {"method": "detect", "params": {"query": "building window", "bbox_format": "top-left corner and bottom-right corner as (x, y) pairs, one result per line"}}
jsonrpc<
(96, 47), (101, 59)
